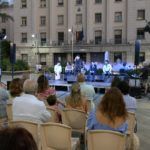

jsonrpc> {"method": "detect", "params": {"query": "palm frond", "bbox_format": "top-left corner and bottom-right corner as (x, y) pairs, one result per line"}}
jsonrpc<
(0, 13), (14, 21)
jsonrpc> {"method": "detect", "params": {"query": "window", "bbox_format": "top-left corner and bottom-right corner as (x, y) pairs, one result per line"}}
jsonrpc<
(21, 0), (27, 8)
(40, 32), (47, 45)
(114, 52), (122, 62)
(40, 54), (47, 65)
(114, 29), (122, 44)
(58, 0), (63, 6)
(58, 32), (64, 45)
(76, 0), (82, 5)
(137, 28), (145, 39)
(95, 0), (102, 4)
(58, 15), (64, 25)
(40, 0), (46, 8)
(1, 28), (6, 34)
(22, 54), (28, 63)
(40, 16), (46, 26)
(95, 13), (102, 23)
(21, 17), (27, 26)
(76, 14), (82, 24)
(21, 33), (27, 43)
(115, 12), (122, 22)
(95, 30), (102, 44)
(139, 52), (145, 62)
(137, 9), (145, 20)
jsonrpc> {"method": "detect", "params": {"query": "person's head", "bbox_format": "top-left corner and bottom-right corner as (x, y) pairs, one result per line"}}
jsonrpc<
(47, 95), (57, 106)
(105, 60), (109, 64)
(0, 127), (38, 150)
(23, 79), (37, 95)
(77, 73), (85, 83)
(67, 83), (82, 107)
(22, 73), (30, 84)
(0, 88), (9, 101)
(98, 87), (127, 123)
(9, 78), (23, 97)
(117, 81), (130, 95)
(111, 77), (121, 87)
(37, 75), (49, 93)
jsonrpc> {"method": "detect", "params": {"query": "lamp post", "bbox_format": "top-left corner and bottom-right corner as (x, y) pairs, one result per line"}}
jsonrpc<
(32, 34), (39, 65)
(0, 34), (7, 82)
(68, 28), (74, 63)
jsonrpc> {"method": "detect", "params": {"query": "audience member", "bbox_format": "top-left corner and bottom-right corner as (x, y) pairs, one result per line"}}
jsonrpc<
(9, 78), (23, 99)
(0, 88), (9, 119)
(77, 73), (95, 109)
(0, 127), (38, 150)
(117, 81), (137, 113)
(87, 87), (128, 134)
(37, 75), (56, 100)
(13, 79), (51, 123)
(111, 76), (121, 87)
(47, 95), (62, 122)
(65, 83), (88, 113)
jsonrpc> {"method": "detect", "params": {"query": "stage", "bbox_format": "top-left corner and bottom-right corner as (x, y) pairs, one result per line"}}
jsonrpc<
(49, 80), (111, 93)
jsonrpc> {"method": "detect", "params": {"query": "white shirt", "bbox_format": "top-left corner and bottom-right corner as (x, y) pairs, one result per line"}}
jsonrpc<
(54, 64), (62, 80)
(103, 64), (112, 74)
(13, 94), (51, 123)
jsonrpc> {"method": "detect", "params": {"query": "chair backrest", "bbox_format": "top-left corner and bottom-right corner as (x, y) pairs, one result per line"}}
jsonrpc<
(46, 107), (59, 123)
(87, 130), (126, 150)
(10, 120), (40, 149)
(61, 108), (87, 133)
(6, 103), (13, 121)
(127, 112), (136, 135)
(41, 122), (72, 150)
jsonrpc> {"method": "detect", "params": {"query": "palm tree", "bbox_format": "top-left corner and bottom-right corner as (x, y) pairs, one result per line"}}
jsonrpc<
(0, 1), (13, 21)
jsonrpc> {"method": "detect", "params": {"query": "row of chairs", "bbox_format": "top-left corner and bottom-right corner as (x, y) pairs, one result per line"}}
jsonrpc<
(4, 103), (136, 150)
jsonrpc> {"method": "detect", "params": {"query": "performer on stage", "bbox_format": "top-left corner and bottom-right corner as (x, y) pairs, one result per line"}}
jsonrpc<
(65, 62), (73, 76)
(74, 56), (83, 75)
(103, 60), (112, 75)
(89, 62), (97, 81)
(54, 62), (62, 80)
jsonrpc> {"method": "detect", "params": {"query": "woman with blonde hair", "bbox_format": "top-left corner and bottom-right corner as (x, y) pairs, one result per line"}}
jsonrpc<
(87, 87), (128, 133)
(65, 83), (88, 113)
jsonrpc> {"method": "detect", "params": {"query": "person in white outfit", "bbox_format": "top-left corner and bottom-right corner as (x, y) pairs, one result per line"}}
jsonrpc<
(13, 79), (51, 123)
(103, 60), (112, 75)
(54, 62), (62, 80)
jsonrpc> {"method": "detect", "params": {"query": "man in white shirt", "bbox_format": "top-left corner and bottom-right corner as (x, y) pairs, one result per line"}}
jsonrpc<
(103, 60), (112, 75)
(117, 80), (137, 113)
(13, 79), (51, 123)
(54, 62), (62, 80)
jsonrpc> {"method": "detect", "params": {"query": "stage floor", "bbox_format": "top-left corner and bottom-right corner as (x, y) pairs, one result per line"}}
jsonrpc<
(49, 80), (111, 92)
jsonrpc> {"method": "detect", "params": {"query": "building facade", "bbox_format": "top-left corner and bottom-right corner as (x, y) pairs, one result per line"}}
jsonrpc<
(6, 0), (150, 67)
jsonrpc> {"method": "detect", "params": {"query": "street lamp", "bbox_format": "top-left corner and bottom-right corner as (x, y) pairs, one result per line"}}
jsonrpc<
(32, 34), (39, 65)
(0, 34), (7, 82)
(68, 28), (74, 63)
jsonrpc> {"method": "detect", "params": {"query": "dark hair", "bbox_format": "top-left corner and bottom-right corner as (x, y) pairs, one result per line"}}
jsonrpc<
(37, 75), (49, 93)
(0, 127), (38, 150)
(117, 81), (130, 95)
(98, 87), (127, 123)
(9, 78), (23, 97)
(47, 95), (57, 106)
(77, 73), (85, 82)
(111, 77), (121, 87)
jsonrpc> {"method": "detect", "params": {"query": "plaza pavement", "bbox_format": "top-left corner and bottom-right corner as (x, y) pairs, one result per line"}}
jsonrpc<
(1, 74), (150, 150)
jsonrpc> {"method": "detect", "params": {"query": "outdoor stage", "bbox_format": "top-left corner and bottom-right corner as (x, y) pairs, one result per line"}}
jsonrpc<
(49, 80), (111, 93)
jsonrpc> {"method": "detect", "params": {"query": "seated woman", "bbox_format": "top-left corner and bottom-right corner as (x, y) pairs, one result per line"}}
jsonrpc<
(9, 78), (23, 100)
(87, 87), (128, 134)
(65, 83), (88, 113)
(37, 75), (56, 100)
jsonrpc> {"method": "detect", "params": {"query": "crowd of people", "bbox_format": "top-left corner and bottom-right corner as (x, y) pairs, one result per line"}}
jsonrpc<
(0, 72), (140, 149)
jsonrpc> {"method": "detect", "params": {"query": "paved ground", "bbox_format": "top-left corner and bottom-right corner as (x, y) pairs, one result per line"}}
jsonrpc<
(1, 74), (150, 150)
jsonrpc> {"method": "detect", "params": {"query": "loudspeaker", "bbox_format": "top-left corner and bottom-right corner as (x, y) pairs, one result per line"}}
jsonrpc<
(10, 43), (16, 64)
(134, 40), (141, 66)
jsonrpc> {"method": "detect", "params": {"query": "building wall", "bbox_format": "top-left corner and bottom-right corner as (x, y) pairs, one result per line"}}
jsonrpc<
(2, 0), (150, 67)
